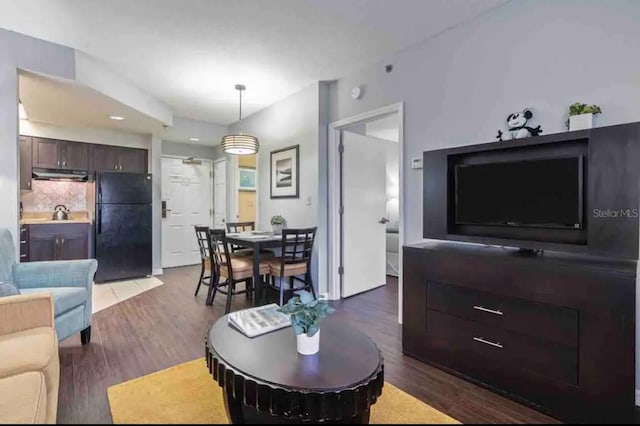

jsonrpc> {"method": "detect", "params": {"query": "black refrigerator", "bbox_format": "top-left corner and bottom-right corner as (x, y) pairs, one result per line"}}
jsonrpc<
(95, 172), (152, 282)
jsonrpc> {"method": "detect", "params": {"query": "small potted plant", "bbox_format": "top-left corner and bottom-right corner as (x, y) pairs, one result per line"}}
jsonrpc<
(568, 102), (602, 131)
(278, 290), (335, 355)
(270, 214), (286, 235)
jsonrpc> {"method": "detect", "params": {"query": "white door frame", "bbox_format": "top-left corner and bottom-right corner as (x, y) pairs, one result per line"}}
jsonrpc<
(327, 102), (404, 324)
(213, 157), (229, 227)
(161, 155), (214, 268)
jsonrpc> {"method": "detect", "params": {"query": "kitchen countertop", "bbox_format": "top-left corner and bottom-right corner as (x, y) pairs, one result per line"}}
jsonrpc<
(20, 211), (91, 225)
(20, 218), (91, 225)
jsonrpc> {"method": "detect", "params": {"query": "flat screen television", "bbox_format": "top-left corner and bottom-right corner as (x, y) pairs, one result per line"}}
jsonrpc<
(455, 156), (583, 229)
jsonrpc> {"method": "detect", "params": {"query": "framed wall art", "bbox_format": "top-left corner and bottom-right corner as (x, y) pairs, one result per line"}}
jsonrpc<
(270, 144), (299, 199)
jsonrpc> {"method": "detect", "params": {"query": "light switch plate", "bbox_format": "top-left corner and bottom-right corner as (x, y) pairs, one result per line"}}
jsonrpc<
(411, 158), (423, 169)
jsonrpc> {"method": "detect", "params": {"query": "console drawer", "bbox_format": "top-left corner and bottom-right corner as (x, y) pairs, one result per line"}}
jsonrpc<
(428, 281), (578, 347)
(427, 310), (578, 386)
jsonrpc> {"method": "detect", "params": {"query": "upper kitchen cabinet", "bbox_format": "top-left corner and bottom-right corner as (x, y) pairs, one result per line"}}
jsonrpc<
(32, 137), (59, 169)
(90, 145), (147, 173)
(91, 144), (120, 172)
(118, 147), (147, 173)
(62, 141), (89, 170)
(32, 137), (88, 170)
(20, 136), (32, 190)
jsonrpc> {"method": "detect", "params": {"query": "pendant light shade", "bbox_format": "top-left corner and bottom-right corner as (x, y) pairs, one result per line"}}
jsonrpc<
(221, 84), (259, 155)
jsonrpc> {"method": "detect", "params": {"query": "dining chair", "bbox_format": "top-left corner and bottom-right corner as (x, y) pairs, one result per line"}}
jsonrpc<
(194, 226), (216, 299)
(209, 228), (272, 313)
(226, 221), (256, 255)
(267, 227), (317, 306)
(227, 221), (275, 257)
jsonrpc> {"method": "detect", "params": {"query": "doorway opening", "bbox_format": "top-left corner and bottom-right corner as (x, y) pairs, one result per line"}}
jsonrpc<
(327, 103), (404, 323)
(235, 154), (257, 223)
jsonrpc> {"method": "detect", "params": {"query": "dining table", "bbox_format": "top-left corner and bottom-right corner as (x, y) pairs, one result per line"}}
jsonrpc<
(224, 231), (283, 306)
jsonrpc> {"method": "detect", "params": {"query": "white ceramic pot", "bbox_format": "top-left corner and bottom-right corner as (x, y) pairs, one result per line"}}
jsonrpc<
(296, 330), (320, 355)
(569, 113), (594, 131)
(272, 224), (283, 235)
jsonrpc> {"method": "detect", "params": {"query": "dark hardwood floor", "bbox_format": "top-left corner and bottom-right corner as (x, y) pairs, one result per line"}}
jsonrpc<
(58, 266), (558, 424)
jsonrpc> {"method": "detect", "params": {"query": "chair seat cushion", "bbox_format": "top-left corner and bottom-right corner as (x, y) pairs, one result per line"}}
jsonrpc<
(221, 257), (270, 280)
(0, 371), (47, 424)
(267, 258), (308, 277)
(20, 287), (87, 316)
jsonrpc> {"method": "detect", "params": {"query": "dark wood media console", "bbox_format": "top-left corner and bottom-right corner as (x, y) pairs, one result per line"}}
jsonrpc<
(403, 242), (636, 423)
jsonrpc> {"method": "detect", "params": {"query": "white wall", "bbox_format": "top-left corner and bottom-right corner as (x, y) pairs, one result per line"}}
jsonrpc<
(150, 134), (162, 274)
(161, 140), (223, 160)
(228, 83), (322, 288)
(328, 0), (640, 399)
(20, 120), (149, 149)
(161, 116), (228, 146)
(0, 29), (75, 249)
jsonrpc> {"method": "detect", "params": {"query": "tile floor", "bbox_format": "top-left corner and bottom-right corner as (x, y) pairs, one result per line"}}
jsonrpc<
(92, 276), (164, 313)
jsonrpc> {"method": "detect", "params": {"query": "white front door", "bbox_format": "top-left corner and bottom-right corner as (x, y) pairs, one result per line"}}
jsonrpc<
(161, 157), (212, 268)
(341, 131), (388, 297)
(213, 159), (227, 228)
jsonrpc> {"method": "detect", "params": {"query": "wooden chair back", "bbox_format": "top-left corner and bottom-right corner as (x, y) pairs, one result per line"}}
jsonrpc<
(226, 221), (256, 233)
(280, 227), (317, 266)
(226, 221), (256, 252)
(209, 228), (234, 277)
(194, 226), (212, 262)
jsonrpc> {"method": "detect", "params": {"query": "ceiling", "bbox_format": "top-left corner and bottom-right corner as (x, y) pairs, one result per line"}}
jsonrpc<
(19, 71), (167, 135)
(1, 0), (508, 125)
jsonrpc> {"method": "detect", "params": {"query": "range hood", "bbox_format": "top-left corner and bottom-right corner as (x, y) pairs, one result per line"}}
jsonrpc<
(32, 168), (89, 182)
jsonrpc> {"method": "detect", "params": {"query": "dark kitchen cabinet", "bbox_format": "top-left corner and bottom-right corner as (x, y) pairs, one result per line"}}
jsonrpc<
(20, 136), (32, 190)
(32, 137), (60, 169)
(92, 144), (121, 172)
(91, 145), (147, 173)
(27, 223), (90, 262)
(31, 137), (88, 170)
(118, 147), (147, 173)
(60, 141), (89, 170)
(19, 225), (29, 262)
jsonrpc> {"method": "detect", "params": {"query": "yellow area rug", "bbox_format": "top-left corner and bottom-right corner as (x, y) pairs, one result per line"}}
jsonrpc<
(108, 358), (459, 424)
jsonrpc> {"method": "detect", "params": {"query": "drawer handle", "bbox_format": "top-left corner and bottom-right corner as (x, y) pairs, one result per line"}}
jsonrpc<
(473, 336), (503, 349)
(20, 254), (27, 258)
(473, 305), (503, 316)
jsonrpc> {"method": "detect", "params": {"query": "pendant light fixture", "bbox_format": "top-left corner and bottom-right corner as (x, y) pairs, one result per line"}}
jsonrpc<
(221, 84), (259, 155)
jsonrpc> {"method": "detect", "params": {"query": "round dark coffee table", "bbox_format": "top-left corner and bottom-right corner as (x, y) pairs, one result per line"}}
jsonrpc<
(205, 316), (384, 424)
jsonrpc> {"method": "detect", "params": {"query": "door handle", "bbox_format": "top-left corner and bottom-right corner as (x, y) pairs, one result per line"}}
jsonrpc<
(97, 206), (102, 234)
(55, 237), (60, 260)
(473, 305), (503, 316)
(473, 337), (503, 349)
(378, 217), (390, 224)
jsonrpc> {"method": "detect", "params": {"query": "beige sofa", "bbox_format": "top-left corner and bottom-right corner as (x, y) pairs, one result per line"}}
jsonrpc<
(0, 293), (59, 424)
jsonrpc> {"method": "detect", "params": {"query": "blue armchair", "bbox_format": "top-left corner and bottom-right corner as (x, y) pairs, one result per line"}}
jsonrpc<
(0, 228), (97, 343)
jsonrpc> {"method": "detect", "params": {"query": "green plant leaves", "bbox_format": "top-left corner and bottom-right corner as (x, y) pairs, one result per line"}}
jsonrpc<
(276, 290), (334, 335)
(270, 214), (286, 225)
(568, 102), (601, 116)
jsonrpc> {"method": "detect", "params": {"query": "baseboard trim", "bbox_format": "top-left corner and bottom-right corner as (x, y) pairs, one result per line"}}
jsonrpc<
(635, 389), (640, 406)
(152, 268), (163, 276)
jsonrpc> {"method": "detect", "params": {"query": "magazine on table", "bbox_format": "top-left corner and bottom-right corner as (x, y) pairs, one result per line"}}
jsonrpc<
(227, 303), (291, 337)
